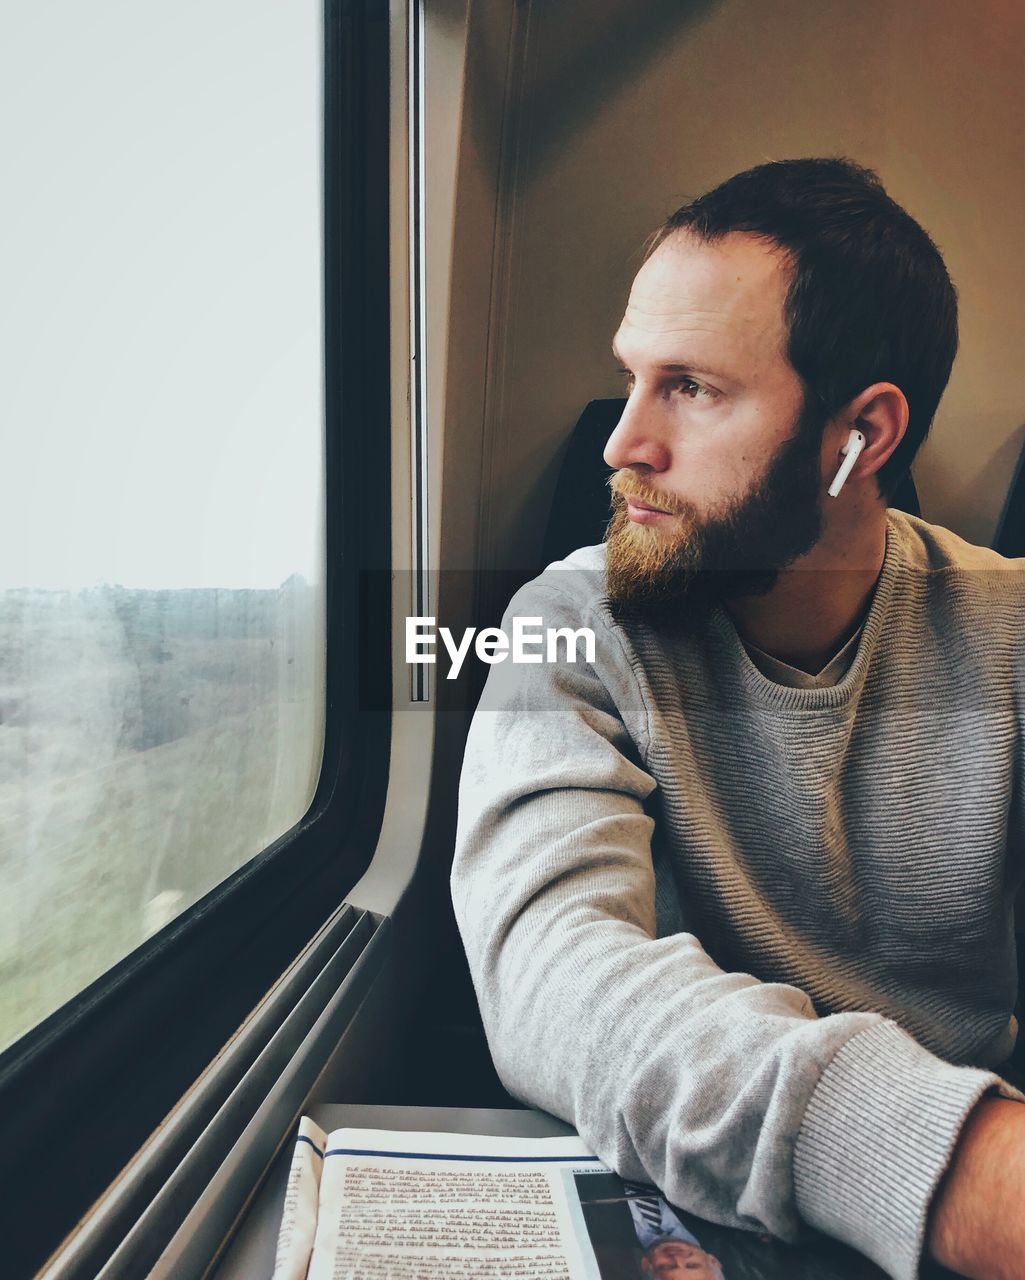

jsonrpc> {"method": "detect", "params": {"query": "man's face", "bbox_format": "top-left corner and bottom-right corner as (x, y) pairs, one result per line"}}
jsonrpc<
(604, 229), (829, 622)
(641, 1239), (724, 1279)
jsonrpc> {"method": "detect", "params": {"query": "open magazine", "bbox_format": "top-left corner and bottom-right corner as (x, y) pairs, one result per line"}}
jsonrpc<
(271, 1117), (728, 1280)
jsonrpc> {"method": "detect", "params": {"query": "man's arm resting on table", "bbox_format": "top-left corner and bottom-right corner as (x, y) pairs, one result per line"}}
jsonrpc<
(926, 1097), (1025, 1280)
(452, 576), (1021, 1280)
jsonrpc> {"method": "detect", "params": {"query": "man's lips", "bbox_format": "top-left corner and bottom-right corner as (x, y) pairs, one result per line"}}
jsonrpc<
(625, 496), (675, 522)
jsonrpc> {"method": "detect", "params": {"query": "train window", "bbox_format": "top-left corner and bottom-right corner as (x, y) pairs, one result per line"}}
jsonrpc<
(0, 2), (324, 1052)
(0, 0), (390, 1270)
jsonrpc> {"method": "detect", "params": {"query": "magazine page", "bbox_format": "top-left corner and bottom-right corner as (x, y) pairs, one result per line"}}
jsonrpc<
(305, 1126), (607, 1279)
(571, 1173), (887, 1280)
(270, 1115), (329, 1280)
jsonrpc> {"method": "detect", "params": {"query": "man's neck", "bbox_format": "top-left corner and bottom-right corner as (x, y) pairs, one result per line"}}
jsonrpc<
(723, 509), (889, 676)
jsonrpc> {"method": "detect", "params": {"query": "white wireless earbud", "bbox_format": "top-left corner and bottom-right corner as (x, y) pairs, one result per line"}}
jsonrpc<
(827, 428), (866, 497)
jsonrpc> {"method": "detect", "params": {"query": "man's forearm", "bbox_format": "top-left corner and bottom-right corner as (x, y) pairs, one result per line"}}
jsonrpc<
(927, 1097), (1025, 1279)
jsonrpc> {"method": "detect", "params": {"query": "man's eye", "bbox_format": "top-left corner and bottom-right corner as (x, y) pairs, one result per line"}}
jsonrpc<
(618, 368), (635, 393)
(676, 377), (712, 400)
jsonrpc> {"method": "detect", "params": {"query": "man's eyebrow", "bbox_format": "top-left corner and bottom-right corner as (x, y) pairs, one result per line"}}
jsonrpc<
(611, 340), (731, 382)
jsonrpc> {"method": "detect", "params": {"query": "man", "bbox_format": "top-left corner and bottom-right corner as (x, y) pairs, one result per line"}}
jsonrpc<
(641, 1237), (724, 1280)
(626, 1184), (725, 1279)
(451, 159), (1025, 1280)
(575, 1172), (726, 1279)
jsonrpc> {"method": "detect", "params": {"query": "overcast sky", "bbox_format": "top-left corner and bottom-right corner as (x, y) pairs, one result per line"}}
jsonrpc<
(1, 1), (324, 590)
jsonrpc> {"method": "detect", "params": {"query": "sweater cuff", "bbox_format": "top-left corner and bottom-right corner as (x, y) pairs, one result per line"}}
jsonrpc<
(793, 1021), (1023, 1280)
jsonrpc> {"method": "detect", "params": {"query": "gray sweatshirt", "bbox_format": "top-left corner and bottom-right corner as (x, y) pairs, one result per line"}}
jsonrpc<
(450, 509), (1025, 1280)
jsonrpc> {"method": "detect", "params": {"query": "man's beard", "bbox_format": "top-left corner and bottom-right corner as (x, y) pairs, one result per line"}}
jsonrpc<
(604, 398), (828, 629)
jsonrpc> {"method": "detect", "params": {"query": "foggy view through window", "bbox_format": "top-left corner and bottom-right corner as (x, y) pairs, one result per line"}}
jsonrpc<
(0, 2), (325, 1052)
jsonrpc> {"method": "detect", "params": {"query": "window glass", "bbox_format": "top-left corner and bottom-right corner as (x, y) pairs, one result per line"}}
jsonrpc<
(0, 1), (325, 1053)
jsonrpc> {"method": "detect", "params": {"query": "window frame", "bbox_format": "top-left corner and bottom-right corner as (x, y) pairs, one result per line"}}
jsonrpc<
(0, 1), (392, 1273)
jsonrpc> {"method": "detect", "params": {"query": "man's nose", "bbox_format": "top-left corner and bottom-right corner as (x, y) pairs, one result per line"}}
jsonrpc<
(602, 396), (671, 472)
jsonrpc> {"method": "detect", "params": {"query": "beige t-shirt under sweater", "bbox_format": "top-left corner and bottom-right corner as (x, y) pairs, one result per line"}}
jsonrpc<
(742, 622), (863, 688)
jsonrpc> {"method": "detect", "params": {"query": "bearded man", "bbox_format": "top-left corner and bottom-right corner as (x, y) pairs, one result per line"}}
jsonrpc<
(451, 159), (1025, 1280)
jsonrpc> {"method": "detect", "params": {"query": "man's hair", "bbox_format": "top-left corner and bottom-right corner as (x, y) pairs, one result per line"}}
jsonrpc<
(645, 158), (959, 503)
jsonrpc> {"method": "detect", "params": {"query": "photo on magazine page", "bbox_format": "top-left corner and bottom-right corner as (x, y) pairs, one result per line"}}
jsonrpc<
(570, 1172), (887, 1280)
(572, 1171), (727, 1280)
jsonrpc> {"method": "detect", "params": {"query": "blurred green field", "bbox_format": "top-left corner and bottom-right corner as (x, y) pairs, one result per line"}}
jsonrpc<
(0, 582), (324, 1053)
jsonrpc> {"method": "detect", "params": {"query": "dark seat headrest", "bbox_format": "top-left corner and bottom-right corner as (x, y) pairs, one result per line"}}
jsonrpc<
(994, 436), (1025, 558)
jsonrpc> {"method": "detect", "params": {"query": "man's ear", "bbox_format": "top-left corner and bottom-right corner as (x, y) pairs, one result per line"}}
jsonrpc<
(835, 382), (909, 483)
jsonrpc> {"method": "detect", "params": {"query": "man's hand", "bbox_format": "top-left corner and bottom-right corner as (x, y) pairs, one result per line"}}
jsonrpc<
(927, 1098), (1025, 1279)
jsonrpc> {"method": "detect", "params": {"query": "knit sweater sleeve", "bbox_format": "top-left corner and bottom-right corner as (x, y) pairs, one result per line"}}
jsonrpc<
(450, 575), (1020, 1280)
